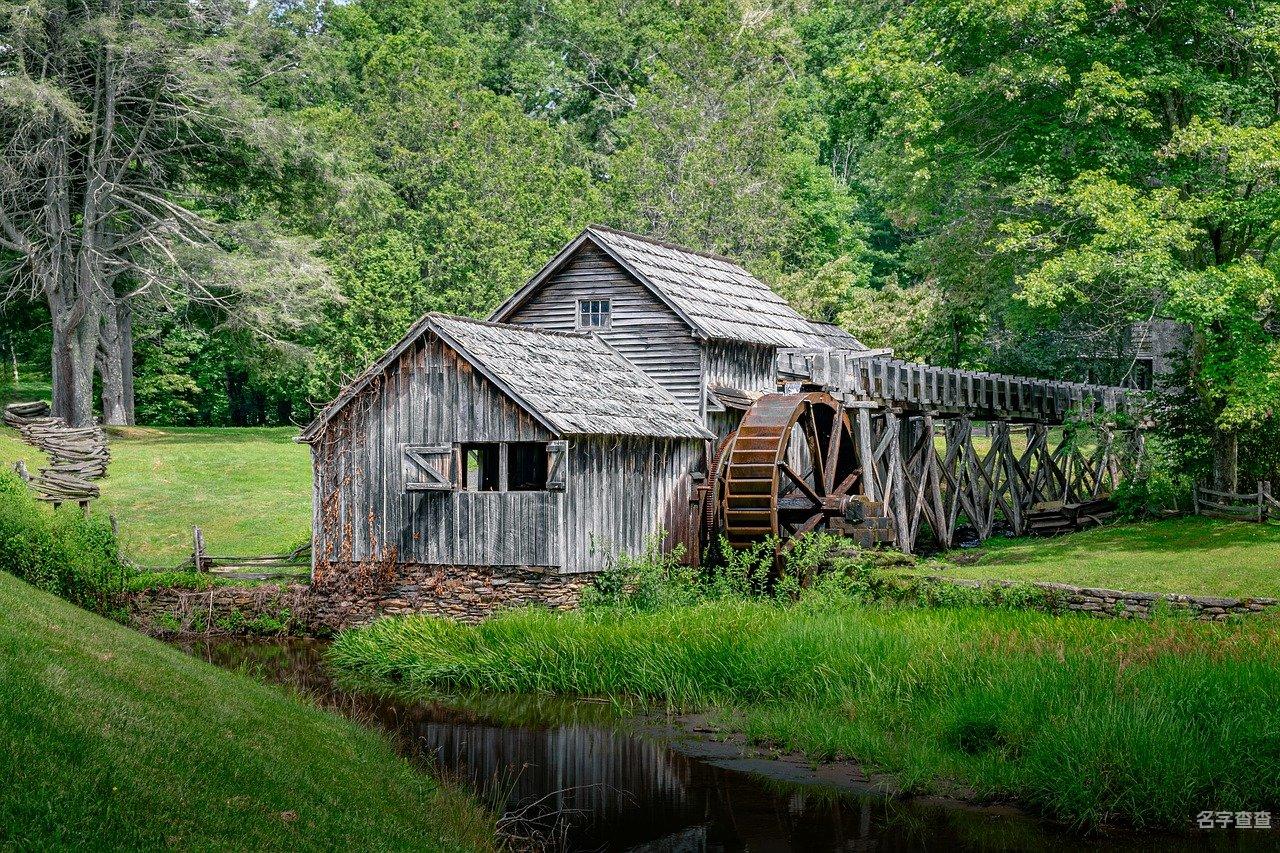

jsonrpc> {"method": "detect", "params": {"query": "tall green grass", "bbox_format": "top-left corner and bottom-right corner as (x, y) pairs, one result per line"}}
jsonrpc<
(330, 601), (1280, 830)
(0, 470), (124, 611)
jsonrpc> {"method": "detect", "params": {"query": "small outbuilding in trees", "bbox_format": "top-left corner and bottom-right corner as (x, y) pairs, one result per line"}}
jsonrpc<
(302, 225), (1141, 626)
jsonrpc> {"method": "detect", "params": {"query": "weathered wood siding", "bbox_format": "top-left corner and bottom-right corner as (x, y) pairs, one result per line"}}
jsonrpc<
(504, 245), (704, 412)
(313, 334), (564, 569)
(563, 436), (701, 573)
(702, 340), (778, 443)
(313, 330), (703, 575)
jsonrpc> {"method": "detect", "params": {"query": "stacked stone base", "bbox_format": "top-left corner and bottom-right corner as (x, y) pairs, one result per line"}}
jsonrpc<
(927, 576), (1276, 621)
(308, 562), (593, 631)
(125, 564), (594, 637)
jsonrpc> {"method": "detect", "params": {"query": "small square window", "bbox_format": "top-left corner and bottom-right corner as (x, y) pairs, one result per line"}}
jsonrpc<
(460, 443), (500, 492)
(508, 442), (549, 491)
(577, 298), (611, 330)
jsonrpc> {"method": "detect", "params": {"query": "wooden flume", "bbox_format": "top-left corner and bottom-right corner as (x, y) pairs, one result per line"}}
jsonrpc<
(698, 352), (1144, 554)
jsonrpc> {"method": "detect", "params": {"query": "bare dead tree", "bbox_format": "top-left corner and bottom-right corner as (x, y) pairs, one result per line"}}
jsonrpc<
(0, 0), (332, 425)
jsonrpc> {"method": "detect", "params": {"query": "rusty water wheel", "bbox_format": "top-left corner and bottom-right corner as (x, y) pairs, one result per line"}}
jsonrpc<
(720, 392), (860, 552)
(695, 432), (737, 559)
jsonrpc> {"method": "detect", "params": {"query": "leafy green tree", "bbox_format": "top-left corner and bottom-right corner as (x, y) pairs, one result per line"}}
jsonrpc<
(836, 0), (1280, 480)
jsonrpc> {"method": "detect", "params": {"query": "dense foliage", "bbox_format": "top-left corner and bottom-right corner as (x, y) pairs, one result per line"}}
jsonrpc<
(0, 471), (123, 611)
(3, 0), (1277, 473)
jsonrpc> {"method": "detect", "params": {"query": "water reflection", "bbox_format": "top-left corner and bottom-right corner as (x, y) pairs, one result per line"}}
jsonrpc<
(176, 637), (1264, 852)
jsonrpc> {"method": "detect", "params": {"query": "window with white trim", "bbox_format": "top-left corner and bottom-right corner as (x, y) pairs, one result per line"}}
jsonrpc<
(577, 298), (611, 330)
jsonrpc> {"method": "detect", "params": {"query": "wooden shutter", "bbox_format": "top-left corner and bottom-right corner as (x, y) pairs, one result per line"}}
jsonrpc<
(404, 444), (453, 491)
(546, 440), (568, 491)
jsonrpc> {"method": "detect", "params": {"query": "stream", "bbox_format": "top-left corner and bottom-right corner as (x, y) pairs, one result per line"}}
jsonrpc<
(175, 637), (1267, 852)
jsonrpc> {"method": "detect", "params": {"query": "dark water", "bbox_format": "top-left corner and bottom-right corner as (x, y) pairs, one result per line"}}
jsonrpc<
(176, 638), (1270, 852)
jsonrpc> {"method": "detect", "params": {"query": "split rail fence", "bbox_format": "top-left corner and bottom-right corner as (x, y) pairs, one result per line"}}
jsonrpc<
(1193, 482), (1278, 523)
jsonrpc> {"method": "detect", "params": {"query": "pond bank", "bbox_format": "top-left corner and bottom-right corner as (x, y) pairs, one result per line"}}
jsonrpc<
(326, 600), (1280, 834)
(181, 636), (1260, 852)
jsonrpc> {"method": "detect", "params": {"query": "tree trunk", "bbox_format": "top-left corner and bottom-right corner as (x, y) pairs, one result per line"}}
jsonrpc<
(50, 305), (99, 427)
(1212, 431), (1238, 495)
(97, 297), (135, 426)
(120, 302), (135, 424)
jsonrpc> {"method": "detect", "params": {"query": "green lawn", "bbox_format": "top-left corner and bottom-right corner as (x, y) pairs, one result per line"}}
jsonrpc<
(0, 570), (493, 851)
(0, 425), (311, 566)
(920, 517), (1280, 599)
(330, 600), (1280, 831)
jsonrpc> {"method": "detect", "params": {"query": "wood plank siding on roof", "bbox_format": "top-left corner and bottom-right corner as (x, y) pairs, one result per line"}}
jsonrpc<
(312, 334), (564, 569)
(501, 244), (705, 414)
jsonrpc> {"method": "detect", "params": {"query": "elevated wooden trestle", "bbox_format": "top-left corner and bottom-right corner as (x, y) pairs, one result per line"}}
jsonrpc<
(747, 350), (1145, 553)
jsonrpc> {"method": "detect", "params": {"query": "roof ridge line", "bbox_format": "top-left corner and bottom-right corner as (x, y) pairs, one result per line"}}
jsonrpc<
(586, 224), (747, 268)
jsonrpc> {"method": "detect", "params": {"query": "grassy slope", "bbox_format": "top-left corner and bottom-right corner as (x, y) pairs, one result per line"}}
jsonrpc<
(920, 517), (1280, 599)
(0, 570), (493, 851)
(0, 425), (311, 565)
(330, 602), (1280, 831)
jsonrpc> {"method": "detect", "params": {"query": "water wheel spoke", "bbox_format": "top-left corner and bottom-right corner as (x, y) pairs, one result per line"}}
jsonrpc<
(792, 513), (826, 537)
(822, 402), (844, 492)
(801, 403), (827, 495)
(780, 462), (822, 507)
(830, 470), (859, 498)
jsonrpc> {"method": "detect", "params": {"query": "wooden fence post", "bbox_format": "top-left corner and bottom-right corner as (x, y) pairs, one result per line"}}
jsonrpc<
(193, 527), (207, 572)
(1192, 482), (1200, 516)
(1258, 480), (1265, 523)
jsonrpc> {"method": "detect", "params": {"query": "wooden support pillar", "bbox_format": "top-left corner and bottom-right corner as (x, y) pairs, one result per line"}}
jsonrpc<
(885, 411), (910, 553)
(857, 407), (877, 502)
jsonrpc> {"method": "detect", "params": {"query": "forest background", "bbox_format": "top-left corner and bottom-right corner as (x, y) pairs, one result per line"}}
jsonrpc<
(2, 0), (1278, 483)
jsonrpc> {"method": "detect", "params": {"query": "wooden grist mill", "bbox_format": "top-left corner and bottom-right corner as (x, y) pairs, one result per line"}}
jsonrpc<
(304, 225), (1146, 607)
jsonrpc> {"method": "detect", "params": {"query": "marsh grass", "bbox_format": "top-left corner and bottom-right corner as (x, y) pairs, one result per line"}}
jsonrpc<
(330, 600), (1280, 831)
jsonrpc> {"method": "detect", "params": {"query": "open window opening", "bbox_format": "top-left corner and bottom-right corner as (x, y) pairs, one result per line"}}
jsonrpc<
(460, 443), (500, 492)
(577, 298), (611, 330)
(508, 442), (549, 491)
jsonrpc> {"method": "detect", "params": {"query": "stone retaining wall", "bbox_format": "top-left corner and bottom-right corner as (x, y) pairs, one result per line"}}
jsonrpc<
(922, 575), (1277, 620)
(308, 562), (592, 631)
(126, 563), (594, 636)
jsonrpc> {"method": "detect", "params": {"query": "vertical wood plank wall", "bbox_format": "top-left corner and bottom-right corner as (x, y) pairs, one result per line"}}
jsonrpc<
(314, 334), (562, 569)
(502, 245), (705, 411)
(562, 437), (701, 573)
(313, 331), (705, 575)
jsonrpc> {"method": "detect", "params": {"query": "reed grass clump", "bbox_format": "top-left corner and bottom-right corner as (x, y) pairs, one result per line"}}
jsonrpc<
(330, 598), (1280, 831)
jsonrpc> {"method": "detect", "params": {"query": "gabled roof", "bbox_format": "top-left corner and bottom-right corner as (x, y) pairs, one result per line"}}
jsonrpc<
(298, 313), (711, 443)
(490, 225), (837, 349)
(803, 321), (868, 352)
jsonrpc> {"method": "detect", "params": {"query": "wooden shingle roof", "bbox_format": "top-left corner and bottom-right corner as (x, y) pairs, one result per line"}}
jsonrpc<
(298, 313), (711, 443)
(803, 320), (868, 352)
(585, 227), (826, 348)
(430, 315), (710, 439)
(491, 225), (847, 349)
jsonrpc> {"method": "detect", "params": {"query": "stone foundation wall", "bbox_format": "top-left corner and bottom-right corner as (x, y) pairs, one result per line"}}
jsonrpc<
(125, 583), (312, 636)
(922, 575), (1276, 621)
(308, 562), (594, 631)
(125, 563), (594, 636)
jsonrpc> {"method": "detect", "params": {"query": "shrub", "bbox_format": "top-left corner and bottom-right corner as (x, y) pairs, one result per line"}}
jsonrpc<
(0, 470), (124, 611)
